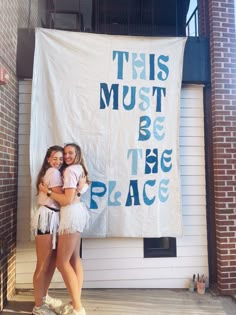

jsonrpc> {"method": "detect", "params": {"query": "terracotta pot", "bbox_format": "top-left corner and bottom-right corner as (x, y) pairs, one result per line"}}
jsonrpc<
(197, 281), (206, 294)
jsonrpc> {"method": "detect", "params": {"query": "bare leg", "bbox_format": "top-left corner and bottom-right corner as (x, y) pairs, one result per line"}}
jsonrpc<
(33, 234), (56, 306)
(70, 237), (83, 300)
(56, 232), (82, 311)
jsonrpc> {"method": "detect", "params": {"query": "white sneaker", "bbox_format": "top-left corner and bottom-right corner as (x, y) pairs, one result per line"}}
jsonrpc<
(56, 303), (86, 315)
(65, 307), (86, 315)
(54, 302), (73, 315)
(32, 303), (57, 315)
(44, 295), (64, 311)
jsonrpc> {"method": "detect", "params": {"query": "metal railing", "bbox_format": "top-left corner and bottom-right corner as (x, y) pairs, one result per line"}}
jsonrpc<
(186, 6), (198, 36)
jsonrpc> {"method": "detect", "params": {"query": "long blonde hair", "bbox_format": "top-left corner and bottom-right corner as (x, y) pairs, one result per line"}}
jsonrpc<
(64, 143), (90, 184)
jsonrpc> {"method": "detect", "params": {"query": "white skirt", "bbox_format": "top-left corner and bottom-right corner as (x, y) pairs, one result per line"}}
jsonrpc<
(58, 202), (89, 235)
(31, 205), (60, 249)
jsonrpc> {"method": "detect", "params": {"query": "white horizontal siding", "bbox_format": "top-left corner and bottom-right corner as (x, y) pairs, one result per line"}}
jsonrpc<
(17, 80), (32, 242)
(16, 83), (208, 289)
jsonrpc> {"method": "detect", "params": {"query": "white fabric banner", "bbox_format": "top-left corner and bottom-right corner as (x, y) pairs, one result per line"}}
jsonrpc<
(30, 28), (187, 238)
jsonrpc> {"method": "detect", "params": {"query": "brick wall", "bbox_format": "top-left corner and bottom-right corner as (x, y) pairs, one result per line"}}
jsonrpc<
(0, 1), (19, 310)
(0, 0), (39, 310)
(207, 0), (236, 295)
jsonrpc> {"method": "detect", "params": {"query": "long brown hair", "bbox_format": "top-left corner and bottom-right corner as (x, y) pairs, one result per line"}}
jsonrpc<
(36, 145), (64, 193)
(64, 143), (90, 184)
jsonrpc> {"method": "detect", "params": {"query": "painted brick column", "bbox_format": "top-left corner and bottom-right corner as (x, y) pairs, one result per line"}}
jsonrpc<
(208, 0), (236, 295)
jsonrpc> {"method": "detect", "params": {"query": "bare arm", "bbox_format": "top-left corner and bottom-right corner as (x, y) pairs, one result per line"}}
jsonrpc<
(39, 183), (77, 206)
(52, 186), (63, 194)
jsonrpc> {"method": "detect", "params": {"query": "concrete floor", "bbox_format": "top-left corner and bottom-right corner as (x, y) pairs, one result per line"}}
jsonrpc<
(2, 288), (236, 315)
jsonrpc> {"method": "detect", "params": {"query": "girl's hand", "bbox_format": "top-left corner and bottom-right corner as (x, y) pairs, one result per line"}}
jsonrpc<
(77, 172), (86, 192)
(39, 182), (49, 194)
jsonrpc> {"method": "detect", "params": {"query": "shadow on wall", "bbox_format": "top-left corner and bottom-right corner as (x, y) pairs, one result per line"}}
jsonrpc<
(1, 300), (34, 315)
(0, 238), (8, 311)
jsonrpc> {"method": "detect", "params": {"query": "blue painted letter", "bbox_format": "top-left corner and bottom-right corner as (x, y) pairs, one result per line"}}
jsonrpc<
(125, 180), (140, 206)
(90, 181), (107, 209)
(145, 149), (158, 174)
(161, 149), (173, 172)
(113, 50), (129, 80)
(132, 53), (146, 80)
(100, 83), (119, 110)
(157, 55), (169, 81)
(143, 180), (156, 205)
(138, 116), (151, 141)
(108, 181), (121, 206)
(127, 149), (142, 175)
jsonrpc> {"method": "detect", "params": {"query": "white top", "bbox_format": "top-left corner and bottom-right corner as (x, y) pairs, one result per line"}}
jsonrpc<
(63, 164), (83, 189)
(37, 167), (62, 209)
(63, 164), (89, 203)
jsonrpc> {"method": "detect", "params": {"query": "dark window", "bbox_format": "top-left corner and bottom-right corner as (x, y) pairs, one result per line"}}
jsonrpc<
(92, 0), (190, 36)
(45, 0), (191, 36)
(48, 12), (83, 31)
(46, 0), (84, 31)
(144, 237), (176, 258)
